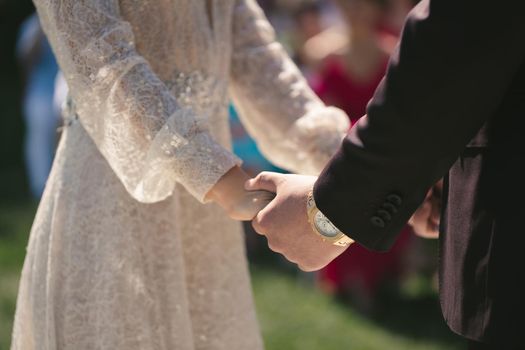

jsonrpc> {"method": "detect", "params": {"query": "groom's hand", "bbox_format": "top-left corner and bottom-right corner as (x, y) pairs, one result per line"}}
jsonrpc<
(245, 172), (349, 271)
(408, 179), (443, 239)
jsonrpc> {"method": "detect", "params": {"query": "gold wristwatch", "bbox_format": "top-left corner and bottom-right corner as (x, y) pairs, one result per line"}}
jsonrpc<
(306, 191), (354, 247)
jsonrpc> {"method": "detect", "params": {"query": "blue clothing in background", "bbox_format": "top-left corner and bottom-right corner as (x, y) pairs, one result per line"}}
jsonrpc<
(17, 14), (60, 198)
(228, 104), (284, 175)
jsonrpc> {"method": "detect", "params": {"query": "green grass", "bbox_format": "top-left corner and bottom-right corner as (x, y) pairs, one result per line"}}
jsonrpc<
(0, 273), (19, 350)
(252, 268), (464, 350)
(0, 201), (36, 350)
(0, 200), (465, 350)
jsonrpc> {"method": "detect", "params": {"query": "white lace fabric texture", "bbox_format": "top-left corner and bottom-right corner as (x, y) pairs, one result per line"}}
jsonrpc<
(12, 1), (349, 349)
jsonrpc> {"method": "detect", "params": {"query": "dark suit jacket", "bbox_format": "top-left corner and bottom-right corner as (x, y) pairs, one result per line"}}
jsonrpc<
(313, 0), (525, 345)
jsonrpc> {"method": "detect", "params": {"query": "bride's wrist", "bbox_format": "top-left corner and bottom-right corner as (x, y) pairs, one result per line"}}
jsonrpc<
(206, 166), (274, 221)
(206, 166), (250, 209)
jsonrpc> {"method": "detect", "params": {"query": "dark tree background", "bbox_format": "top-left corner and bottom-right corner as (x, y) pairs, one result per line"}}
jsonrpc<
(0, 0), (37, 199)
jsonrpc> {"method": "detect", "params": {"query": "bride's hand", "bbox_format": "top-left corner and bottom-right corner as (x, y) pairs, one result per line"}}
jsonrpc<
(206, 166), (275, 221)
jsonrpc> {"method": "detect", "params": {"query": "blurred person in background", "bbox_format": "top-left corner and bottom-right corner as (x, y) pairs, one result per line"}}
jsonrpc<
(16, 13), (60, 198)
(375, 0), (421, 54)
(313, 0), (390, 122)
(309, 0), (416, 311)
(382, 0), (421, 36)
(290, 2), (325, 79)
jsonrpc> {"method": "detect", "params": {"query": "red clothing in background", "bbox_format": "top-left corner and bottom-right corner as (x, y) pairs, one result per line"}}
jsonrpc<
(314, 57), (386, 124)
(313, 57), (413, 296)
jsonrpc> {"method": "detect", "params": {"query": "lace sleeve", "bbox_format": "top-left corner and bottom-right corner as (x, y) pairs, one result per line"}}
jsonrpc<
(34, 0), (240, 203)
(229, 0), (350, 175)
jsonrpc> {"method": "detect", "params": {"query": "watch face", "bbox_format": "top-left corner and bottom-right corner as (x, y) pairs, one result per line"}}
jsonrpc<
(314, 211), (339, 238)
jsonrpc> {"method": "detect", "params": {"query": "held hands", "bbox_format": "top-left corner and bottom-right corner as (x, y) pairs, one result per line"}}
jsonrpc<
(245, 172), (350, 272)
(209, 167), (442, 272)
(208, 168), (349, 271)
(206, 166), (275, 221)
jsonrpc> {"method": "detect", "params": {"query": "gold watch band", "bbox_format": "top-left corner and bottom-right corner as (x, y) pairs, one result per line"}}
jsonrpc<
(306, 191), (353, 247)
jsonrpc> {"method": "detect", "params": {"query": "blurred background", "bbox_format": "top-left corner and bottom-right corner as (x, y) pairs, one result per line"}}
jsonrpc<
(0, 0), (466, 349)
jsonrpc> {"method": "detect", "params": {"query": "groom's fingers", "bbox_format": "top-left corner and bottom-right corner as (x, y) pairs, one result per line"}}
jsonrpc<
(251, 192), (281, 239)
(245, 172), (283, 193)
(251, 201), (273, 236)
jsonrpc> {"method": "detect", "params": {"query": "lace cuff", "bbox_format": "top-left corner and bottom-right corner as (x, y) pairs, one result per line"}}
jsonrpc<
(284, 106), (349, 174)
(132, 109), (242, 203)
(251, 105), (349, 176)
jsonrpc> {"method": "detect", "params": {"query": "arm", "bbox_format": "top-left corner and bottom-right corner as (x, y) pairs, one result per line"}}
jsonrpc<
(229, 0), (350, 176)
(34, 0), (240, 203)
(246, 0), (525, 271)
(314, 0), (525, 250)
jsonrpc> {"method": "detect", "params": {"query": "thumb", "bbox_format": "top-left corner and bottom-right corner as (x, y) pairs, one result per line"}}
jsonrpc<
(245, 171), (282, 193)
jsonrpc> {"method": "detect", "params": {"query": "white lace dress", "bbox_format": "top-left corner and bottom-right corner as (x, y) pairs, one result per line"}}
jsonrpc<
(11, 1), (349, 349)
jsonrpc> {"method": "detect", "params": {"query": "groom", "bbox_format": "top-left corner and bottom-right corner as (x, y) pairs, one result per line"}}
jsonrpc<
(246, 0), (525, 348)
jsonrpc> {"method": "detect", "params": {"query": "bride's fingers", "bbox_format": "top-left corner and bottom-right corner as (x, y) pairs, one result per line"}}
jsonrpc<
(245, 172), (282, 192)
(249, 190), (276, 206)
(231, 191), (276, 220)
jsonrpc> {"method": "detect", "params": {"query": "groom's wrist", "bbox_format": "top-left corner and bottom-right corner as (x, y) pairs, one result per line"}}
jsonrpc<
(306, 191), (354, 247)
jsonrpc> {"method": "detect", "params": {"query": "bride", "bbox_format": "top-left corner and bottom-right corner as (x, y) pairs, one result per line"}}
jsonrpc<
(11, 1), (349, 349)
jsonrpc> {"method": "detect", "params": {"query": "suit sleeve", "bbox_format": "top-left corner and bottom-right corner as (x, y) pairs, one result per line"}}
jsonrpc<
(313, 0), (525, 251)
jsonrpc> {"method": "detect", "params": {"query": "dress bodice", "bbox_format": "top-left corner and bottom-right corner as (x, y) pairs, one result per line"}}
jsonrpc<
(119, 0), (235, 140)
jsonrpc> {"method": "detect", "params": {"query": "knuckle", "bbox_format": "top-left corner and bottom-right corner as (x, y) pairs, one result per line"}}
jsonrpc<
(270, 236), (283, 249)
(251, 219), (265, 235)
(285, 252), (298, 264)
(267, 240), (283, 253)
(297, 258), (313, 272)
(285, 255), (297, 264)
(298, 263), (316, 272)
(304, 257), (325, 272)
(258, 172), (271, 182)
(258, 212), (273, 229)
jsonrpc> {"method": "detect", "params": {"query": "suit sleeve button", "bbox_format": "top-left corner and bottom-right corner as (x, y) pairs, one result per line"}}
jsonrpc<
(377, 209), (392, 222)
(382, 202), (398, 214)
(370, 216), (385, 228)
(386, 194), (403, 206)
